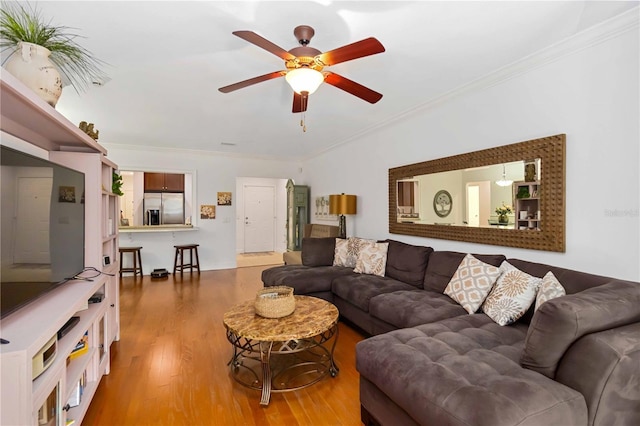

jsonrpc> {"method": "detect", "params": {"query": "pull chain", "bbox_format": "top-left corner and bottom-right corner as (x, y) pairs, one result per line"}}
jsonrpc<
(299, 110), (307, 132)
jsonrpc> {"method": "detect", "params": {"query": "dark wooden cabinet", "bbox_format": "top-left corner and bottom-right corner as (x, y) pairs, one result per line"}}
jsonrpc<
(144, 172), (184, 192)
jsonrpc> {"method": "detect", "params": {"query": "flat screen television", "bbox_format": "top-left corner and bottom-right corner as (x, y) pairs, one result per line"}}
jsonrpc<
(1, 145), (85, 319)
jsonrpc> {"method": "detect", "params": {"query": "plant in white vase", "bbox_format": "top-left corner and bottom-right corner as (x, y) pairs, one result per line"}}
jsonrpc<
(0, 2), (107, 106)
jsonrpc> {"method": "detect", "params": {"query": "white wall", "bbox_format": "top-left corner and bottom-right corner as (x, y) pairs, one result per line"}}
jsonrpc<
(303, 23), (639, 280)
(103, 145), (301, 272)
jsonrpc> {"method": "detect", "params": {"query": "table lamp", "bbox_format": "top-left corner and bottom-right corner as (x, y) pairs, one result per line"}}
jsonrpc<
(329, 194), (357, 238)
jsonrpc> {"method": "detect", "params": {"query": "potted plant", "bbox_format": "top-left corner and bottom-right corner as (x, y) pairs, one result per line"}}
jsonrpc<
(0, 3), (106, 106)
(495, 203), (513, 224)
(112, 172), (124, 196)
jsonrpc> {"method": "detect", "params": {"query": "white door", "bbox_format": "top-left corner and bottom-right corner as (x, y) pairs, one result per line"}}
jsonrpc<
(467, 184), (480, 227)
(466, 181), (491, 227)
(244, 185), (275, 253)
(14, 177), (52, 264)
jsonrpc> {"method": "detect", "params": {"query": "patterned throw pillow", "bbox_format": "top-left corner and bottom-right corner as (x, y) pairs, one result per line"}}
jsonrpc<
(354, 241), (389, 276)
(333, 237), (373, 268)
(444, 254), (502, 314)
(482, 261), (542, 326)
(535, 271), (566, 311)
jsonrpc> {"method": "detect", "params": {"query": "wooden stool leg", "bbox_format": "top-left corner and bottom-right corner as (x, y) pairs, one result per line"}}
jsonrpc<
(194, 247), (200, 273)
(173, 248), (180, 274)
(132, 251), (138, 278)
(137, 250), (143, 276)
(119, 250), (124, 278)
(179, 248), (185, 275)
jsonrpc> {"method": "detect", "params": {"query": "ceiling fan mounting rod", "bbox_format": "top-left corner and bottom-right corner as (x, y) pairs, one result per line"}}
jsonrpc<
(294, 25), (315, 46)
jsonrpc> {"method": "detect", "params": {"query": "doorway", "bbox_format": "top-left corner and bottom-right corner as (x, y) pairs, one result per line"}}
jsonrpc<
(14, 177), (52, 264)
(243, 185), (275, 253)
(466, 181), (491, 227)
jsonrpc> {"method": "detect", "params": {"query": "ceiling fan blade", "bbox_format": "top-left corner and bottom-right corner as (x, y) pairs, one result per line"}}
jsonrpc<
(232, 31), (297, 61)
(324, 72), (383, 104)
(218, 71), (286, 93)
(315, 37), (385, 66)
(292, 92), (309, 113)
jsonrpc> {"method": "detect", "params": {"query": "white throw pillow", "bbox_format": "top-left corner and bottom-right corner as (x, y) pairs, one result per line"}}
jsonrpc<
(333, 238), (349, 266)
(354, 241), (389, 276)
(444, 254), (502, 314)
(482, 261), (542, 326)
(535, 271), (566, 311)
(333, 237), (373, 268)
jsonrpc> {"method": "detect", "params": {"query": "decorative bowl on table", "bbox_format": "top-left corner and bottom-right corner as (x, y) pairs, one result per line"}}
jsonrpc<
(254, 286), (296, 318)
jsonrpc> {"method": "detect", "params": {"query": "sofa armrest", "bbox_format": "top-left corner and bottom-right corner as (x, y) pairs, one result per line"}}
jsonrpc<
(521, 281), (640, 378)
(555, 322), (640, 426)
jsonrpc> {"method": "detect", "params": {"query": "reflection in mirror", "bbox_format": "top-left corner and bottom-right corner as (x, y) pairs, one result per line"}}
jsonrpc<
(119, 170), (195, 227)
(398, 160), (541, 229)
(389, 134), (565, 252)
(397, 179), (420, 220)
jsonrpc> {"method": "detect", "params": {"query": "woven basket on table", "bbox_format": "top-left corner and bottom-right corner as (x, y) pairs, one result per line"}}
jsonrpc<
(254, 286), (296, 318)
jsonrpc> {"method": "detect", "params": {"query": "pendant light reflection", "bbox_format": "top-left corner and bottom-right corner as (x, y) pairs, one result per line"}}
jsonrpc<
(495, 164), (513, 187)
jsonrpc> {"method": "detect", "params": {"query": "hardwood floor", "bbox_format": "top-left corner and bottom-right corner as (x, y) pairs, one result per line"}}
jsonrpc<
(83, 267), (366, 425)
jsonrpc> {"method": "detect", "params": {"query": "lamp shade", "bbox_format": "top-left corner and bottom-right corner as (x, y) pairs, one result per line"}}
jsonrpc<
(329, 194), (357, 215)
(285, 68), (324, 95)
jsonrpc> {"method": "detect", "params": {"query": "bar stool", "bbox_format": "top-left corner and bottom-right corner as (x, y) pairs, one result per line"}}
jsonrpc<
(173, 244), (200, 275)
(119, 246), (143, 278)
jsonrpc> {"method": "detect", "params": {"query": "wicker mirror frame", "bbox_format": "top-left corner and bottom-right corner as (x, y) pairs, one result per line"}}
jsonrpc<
(389, 134), (566, 252)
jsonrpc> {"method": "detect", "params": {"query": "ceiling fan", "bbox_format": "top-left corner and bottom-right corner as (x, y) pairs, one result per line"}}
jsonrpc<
(218, 25), (385, 113)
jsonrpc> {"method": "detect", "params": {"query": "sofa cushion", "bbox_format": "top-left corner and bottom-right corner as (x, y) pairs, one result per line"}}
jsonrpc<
(424, 251), (506, 293)
(333, 237), (373, 268)
(521, 280), (640, 379)
(354, 241), (389, 276)
(261, 265), (354, 295)
(301, 237), (336, 267)
(482, 261), (541, 326)
(383, 240), (433, 287)
(444, 254), (502, 314)
(331, 274), (416, 312)
(369, 290), (467, 329)
(535, 271), (565, 311)
(356, 315), (587, 426)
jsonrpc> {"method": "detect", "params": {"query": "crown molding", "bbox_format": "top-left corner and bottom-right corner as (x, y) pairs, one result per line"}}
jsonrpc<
(307, 6), (639, 162)
(102, 142), (301, 162)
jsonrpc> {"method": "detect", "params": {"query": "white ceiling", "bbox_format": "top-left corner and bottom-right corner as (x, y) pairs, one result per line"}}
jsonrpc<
(31, 1), (637, 161)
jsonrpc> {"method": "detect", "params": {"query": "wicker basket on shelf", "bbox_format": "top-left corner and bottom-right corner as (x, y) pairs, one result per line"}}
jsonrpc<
(254, 286), (296, 318)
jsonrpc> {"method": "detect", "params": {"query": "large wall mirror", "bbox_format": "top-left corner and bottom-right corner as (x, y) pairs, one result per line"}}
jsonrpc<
(389, 134), (565, 252)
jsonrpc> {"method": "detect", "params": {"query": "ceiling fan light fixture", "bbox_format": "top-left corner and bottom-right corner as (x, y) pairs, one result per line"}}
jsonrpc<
(285, 68), (324, 95)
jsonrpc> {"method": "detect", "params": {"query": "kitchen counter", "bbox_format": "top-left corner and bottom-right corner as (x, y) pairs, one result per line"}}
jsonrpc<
(119, 225), (196, 233)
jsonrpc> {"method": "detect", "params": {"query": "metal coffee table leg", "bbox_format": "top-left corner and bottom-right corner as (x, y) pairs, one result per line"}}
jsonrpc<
(259, 341), (274, 406)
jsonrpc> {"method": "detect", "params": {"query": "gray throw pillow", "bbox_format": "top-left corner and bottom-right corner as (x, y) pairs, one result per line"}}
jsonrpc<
(301, 237), (336, 267)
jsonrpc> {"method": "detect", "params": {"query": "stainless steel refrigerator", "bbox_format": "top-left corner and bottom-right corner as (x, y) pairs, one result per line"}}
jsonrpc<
(143, 193), (184, 225)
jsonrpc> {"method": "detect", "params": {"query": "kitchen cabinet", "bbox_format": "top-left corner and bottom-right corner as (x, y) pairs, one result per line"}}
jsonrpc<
(144, 172), (184, 192)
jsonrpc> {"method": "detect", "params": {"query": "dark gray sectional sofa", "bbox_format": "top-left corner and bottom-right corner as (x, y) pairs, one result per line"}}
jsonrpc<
(262, 237), (640, 426)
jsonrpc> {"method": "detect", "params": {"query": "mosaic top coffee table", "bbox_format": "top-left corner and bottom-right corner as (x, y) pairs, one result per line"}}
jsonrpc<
(223, 295), (339, 405)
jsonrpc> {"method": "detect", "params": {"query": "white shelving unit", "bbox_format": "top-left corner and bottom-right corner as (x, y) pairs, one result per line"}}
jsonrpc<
(513, 180), (541, 230)
(1, 71), (119, 425)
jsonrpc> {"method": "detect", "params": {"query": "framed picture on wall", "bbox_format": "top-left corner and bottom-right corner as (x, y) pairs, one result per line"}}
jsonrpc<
(217, 192), (232, 206)
(200, 205), (216, 219)
(315, 195), (335, 221)
(59, 186), (76, 203)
